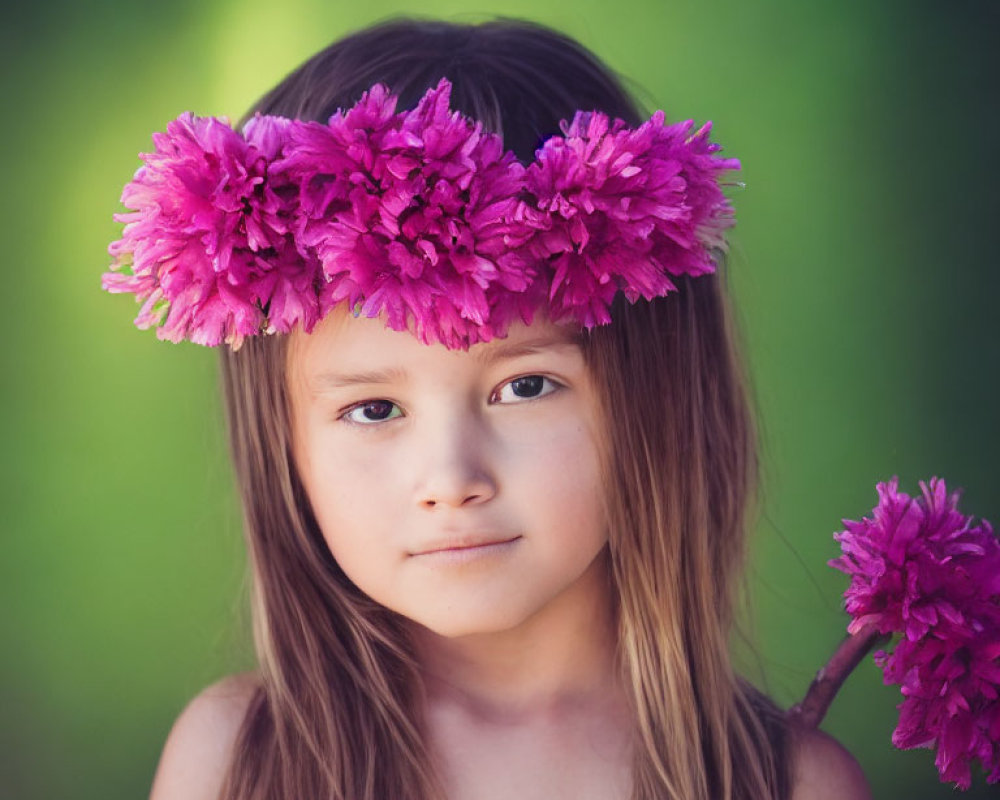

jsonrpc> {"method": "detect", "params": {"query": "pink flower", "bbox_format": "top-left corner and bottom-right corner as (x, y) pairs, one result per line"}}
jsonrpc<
(273, 80), (535, 348)
(104, 113), (321, 347)
(831, 478), (1000, 788)
(525, 111), (739, 327)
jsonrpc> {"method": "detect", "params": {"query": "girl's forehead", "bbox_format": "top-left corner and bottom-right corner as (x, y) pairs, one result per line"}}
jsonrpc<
(288, 309), (583, 382)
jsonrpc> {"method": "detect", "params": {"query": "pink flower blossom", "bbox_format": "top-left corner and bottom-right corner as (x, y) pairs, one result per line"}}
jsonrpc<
(104, 113), (320, 348)
(831, 478), (1000, 788)
(525, 111), (739, 327)
(273, 80), (535, 348)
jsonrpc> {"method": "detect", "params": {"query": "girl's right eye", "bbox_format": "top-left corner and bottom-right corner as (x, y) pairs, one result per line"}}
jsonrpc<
(341, 400), (402, 425)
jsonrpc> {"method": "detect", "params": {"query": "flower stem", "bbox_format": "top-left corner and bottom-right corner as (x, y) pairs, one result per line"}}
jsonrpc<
(788, 622), (890, 729)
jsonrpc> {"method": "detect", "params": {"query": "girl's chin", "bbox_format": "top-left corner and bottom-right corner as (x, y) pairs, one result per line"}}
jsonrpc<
(404, 606), (539, 641)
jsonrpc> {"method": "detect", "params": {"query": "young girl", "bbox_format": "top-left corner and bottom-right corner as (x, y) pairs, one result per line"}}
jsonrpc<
(107, 18), (870, 800)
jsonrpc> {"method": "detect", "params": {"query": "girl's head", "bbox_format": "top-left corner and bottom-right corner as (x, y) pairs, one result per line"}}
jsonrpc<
(203, 18), (779, 800)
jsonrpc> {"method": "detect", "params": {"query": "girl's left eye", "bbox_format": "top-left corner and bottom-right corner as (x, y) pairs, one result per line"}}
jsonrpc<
(341, 400), (402, 425)
(491, 375), (560, 404)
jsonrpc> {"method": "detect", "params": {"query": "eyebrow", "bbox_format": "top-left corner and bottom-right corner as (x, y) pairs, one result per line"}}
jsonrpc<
(472, 332), (584, 365)
(308, 367), (408, 393)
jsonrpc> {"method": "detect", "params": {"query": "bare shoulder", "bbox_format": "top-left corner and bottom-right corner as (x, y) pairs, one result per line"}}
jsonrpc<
(149, 672), (260, 800)
(789, 727), (872, 800)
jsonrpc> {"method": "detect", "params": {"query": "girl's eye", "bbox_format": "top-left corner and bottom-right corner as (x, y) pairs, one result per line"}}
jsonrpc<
(342, 400), (402, 425)
(492, 375), (559, 404)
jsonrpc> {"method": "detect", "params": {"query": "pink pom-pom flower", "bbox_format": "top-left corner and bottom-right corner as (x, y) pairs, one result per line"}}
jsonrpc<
(831, 478), (1000, 788)
(273, 80), (535, 348)
(104, 113), (320, 348)
(525, 111), (739, 327)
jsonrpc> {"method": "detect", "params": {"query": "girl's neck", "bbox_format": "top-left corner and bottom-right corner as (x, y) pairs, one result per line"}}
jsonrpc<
(412, 551), (621, 721)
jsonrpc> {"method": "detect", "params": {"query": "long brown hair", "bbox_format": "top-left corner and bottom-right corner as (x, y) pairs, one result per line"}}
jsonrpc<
(219, 18), (788, 800)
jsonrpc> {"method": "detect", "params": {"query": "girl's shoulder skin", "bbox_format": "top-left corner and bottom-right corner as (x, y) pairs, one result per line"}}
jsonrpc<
(149, 673), (258, 800)
(789, 726), (873, 800)
(149, 675), (871, 800)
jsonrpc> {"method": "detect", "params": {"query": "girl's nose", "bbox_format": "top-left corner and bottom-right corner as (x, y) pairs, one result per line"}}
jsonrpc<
(413, 416), (498, 510)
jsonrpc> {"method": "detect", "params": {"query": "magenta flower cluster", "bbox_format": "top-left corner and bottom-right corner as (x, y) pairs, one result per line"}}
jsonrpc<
(104, 80), (739, 348)
(831, 478), (1000, 788)
(528, 111), (738, 327)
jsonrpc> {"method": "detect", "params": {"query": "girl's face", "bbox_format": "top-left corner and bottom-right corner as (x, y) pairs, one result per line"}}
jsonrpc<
(287, 308), (609, 638)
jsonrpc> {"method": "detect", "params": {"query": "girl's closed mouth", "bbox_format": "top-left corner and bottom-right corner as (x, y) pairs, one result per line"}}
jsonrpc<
(408, 535), (523, 559)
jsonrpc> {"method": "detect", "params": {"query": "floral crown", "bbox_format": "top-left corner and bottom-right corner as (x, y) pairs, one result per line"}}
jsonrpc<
(104, 79), (739, 349)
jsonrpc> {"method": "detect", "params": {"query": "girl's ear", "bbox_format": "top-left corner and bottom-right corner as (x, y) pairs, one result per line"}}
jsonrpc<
(149, 674), (257, 800)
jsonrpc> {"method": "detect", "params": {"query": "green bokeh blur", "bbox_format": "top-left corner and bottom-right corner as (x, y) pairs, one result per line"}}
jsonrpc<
(3, 1), (997, 797)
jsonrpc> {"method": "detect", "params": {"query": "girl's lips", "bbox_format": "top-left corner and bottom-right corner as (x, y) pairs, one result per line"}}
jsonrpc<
(409, 535), (522, 560)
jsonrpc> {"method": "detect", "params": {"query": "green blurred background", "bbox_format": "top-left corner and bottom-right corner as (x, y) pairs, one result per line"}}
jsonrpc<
(2, 0), (997, 797)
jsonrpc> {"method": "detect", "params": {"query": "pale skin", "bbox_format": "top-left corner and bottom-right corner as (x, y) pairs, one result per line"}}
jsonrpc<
(150, 311), (872, 800)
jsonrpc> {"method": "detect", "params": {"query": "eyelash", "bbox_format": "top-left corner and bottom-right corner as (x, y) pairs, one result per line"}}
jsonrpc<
(338, 374), (562, 426)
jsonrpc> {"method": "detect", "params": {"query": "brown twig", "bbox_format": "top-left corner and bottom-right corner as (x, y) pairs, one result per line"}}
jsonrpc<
(787, 622), (890, 729)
